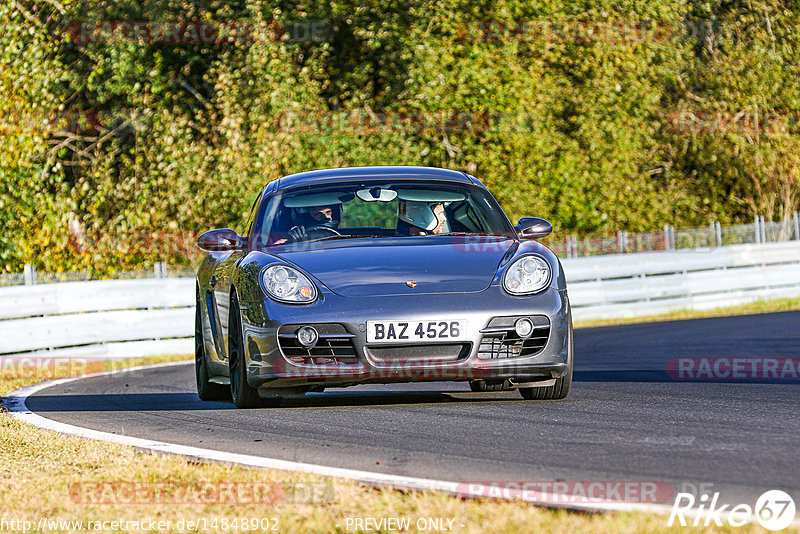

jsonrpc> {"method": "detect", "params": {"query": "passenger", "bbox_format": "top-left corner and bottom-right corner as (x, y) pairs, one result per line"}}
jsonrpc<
(398, 200), (448, 235)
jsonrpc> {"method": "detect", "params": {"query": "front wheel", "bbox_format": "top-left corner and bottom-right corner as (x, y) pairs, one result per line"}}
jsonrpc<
(519, 316), (573, 401)
(229, 293), (265, 408)
(196, 291), (229, 401)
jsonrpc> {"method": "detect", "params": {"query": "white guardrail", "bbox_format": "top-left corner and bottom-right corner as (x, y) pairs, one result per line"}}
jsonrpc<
(0, 279), (195, 358)
(1, 241), (799, 358)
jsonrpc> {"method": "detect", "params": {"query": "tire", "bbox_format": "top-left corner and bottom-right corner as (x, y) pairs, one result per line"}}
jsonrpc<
(469, 379), (513, 392)
(469, 380), (486, 392)
(196, 290), (230, 401)
(228, 292), (266, 408)
(519, 316), (573, 401)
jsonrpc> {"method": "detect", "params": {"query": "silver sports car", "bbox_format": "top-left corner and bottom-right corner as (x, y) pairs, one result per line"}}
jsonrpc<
(196, 166), (573, 408)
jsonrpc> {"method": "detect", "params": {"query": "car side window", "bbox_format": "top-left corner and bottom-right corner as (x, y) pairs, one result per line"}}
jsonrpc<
(244, 194), (262, 239)
(446, 199), (487, 232)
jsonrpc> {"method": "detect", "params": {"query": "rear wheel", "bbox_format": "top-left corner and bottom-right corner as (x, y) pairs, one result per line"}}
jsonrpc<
(195, 290), (229, 401)
(229, 293), (269, 408)
(519, 316), (573, 401)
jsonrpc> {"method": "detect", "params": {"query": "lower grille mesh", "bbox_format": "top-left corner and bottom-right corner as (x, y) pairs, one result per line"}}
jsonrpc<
(477, 315), (550, 359)
(366, 343), (471, 364)
(278, 324), (359, 365)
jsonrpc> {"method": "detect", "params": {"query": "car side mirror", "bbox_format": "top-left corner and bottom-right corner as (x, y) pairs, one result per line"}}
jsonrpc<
(197, 229), (245, 251)
(516, 217), (553, 239)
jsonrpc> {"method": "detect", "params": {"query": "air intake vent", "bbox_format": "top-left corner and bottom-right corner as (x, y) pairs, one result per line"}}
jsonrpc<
(278, 324), (359, 365)
(366, 343), (471, 364)
(477, 315), (550, 359)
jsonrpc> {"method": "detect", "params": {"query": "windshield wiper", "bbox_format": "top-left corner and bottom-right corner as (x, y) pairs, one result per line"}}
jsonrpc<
(437, 231), (496, 237)
(311, 234), (383, 242)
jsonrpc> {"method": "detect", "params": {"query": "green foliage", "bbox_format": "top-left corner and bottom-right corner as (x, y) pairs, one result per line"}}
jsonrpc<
(1, 0), (799, 273)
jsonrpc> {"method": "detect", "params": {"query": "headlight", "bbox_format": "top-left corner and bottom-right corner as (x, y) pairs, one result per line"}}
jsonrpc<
(261, 265), (318, 303)
(502, 255), (552, 295)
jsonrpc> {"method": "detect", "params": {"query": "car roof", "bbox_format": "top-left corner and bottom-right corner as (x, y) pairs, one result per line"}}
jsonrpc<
(272, 166), (476, 192)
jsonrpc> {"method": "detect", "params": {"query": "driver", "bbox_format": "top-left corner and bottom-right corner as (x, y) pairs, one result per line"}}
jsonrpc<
(287, 203), (341, 242)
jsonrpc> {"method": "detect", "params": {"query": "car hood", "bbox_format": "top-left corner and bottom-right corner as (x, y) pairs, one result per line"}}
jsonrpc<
(274, 237), (515, 297)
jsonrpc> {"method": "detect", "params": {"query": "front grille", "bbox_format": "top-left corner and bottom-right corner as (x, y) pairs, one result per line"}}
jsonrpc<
(366, 343), (471, 364)
(477, 315), (550, 359)
(278, 324), (359, 365)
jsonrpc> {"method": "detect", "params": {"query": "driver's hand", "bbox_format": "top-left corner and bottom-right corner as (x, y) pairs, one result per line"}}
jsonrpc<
(288, 225), (307, 242)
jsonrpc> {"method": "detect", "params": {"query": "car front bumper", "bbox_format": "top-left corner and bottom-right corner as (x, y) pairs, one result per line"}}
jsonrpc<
(236, 285), (571, 390)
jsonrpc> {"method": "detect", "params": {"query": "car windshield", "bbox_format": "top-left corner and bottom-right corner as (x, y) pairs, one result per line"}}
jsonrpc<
(251, 180), (514, 246)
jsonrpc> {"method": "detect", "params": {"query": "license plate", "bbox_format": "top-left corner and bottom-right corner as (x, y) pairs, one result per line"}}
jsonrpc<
(366, 320), (468, 344)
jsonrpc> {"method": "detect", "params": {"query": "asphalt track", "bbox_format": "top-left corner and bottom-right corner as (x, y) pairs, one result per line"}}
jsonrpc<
(15, 311), (800, 508)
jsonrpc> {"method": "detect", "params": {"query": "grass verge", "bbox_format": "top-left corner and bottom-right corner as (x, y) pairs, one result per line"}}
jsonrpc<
(0, 355), (791, 533)
(574, 297), (800, 329)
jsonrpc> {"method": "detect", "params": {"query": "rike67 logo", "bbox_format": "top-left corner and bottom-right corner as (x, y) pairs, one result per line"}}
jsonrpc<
(669, 490), (796, 530)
